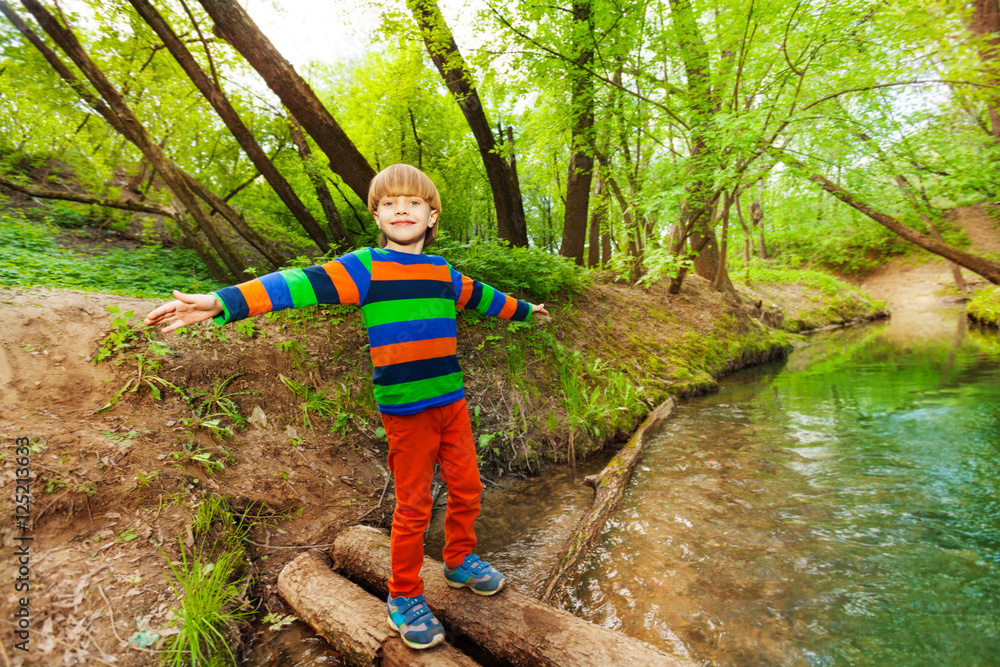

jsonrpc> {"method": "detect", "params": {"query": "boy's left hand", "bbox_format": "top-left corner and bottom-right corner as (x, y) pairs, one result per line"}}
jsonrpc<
(532, 303), (550, 317)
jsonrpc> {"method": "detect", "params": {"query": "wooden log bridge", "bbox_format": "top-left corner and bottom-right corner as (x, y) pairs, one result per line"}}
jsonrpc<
(540, 397), (676, 602)
(277, 550), (481, 666)
(328, 525), (693, 667)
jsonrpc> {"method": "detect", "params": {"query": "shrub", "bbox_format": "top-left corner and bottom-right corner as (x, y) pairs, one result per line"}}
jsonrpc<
(968, 285), (1000, 327)
(433, 236), (585, 300)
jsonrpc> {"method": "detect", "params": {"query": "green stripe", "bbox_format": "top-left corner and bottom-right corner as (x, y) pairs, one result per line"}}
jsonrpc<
(281, 269), (317, 308)
(363, 298), (456, 327)
(356, 248), (372, 273)
(476, 284), (496, 315)
(374, 372), (463, 405)
(211, 292), (230, 325)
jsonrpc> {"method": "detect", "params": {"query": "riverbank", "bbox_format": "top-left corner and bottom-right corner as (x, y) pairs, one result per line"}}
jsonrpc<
(0, 268), (884, 665)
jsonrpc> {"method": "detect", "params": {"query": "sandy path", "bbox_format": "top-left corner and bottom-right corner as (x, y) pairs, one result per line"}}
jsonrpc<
(857, 204), (999, 340)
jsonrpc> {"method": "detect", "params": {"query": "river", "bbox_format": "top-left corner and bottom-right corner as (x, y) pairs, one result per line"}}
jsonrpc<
(428, 310), (1000, 666)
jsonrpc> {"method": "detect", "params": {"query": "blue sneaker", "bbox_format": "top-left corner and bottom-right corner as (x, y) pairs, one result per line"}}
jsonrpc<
(386, 594), (445, 649)
(443, 554), (506, 596)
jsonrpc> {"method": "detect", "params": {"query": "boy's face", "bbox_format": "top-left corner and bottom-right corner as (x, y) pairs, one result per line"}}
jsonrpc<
(374, 195), (439, 253)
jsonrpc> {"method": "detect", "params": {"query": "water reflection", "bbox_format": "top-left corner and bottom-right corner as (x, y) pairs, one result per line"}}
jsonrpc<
(456, 311), (1000, 666)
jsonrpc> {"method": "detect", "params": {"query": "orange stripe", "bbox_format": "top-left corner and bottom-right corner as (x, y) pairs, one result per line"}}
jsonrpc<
(372, 262), (451, 283)
(322, 261), (359, 305)
(238, 280), (272, 317)
(498, 297), (518, 319)
(370, 337), (457, 367)
(456, 275), (474, 308)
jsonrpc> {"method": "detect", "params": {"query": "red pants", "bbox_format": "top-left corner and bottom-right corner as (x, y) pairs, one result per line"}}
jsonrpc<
(381, 398), (483, 598)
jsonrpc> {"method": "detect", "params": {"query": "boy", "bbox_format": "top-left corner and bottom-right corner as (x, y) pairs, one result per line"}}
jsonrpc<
(144, 164), (548, 650)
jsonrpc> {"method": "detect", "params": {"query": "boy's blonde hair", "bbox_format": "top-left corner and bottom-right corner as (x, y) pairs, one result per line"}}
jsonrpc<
(368, 164), (442, 249)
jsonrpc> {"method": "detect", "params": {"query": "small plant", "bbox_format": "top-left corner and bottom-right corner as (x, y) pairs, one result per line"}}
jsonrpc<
(171, 442), (225, 472)
(279, 374), (337, 429)
(94, 305), (138, 363)
(194, 496), (233, 536)
(96, 343), (183, 413)
(234, 319), (256, 339)
(262, 611), (298, 631)
(177, 416), (234, 441)
(132, 470), (159, 490)
(160, 539), (251, 667)
(187, 373), (257, 429)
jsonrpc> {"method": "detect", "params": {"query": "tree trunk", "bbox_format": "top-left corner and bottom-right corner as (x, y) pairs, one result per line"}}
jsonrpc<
(712, 191), (734, 292)
(735, 192), (752, 283)
(197, 0), (375, 202)
(776, 149), (1000, 283)
(750, 199), (767, 259)
(0, 174), (173, 216)
(406, 0), (528, 246)
(15, 0), (246, 281)
(129, 0), (333, 252)
(277, 551), (481, 667)
(331, 526), (693, 667)
(539, 398), (675, 603)
(587, 176), (605, 267)
(171, 211), (233, 282)
(970, 0), (1000, 140)
(288, 117), (353, 249)
(559, 0), (595, 265)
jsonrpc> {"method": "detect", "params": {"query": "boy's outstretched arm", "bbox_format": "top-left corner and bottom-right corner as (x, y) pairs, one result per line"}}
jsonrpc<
(147, 251), (367, 333)
(144, 290), (222, 333)
(451, 268), (549, 321)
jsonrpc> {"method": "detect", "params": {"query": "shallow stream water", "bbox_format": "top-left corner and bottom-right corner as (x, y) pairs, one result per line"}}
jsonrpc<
(429, 310), (1000, 666)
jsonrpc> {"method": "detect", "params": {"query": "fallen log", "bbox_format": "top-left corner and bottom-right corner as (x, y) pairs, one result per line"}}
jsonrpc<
(540, 397), (676, 602)
(332, 526), (693, 667)
(277, 550), (481, 667)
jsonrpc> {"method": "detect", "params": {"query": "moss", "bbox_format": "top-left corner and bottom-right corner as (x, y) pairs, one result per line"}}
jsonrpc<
(969, 286), (1000, 327)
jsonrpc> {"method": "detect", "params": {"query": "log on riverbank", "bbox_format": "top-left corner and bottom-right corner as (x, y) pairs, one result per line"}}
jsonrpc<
(277, 550), (482, 667)
(540, 397), (676, 602)
(332, 525), (693, 667)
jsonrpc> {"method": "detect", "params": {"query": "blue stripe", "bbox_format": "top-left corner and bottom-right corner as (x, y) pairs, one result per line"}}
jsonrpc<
(215, 285), (249, 322)
(373, 356), (462, 386)
(303, 266), (340, 305)
(373, 249), (449, 266)
(513, 300), (531, 321)
(367, 318), (457, 348)
(450, 267), (463, 302)
(485, 290), (506, 317)
(465, 281), (483, 310)
(377, 388), (466, 415)
(340, 253), (371, 304)
(259, 272), (293, 311)
(367, 279), (455, 304)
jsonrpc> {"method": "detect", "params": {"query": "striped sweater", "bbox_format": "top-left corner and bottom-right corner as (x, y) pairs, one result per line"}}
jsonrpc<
(211, 247), (532, 415)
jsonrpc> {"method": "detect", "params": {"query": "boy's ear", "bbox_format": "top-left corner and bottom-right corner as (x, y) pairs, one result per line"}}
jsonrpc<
(429, 210), (440, 226)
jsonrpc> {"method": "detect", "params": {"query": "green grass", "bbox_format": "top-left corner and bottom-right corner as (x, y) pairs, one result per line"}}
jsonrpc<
(968, 285), (1000, 326)
(0, 208), (222, 298)
(161, 540), (250, 667)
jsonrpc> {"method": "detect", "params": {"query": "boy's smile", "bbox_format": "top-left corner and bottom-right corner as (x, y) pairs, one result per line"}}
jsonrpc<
(375, 195), (438, 254)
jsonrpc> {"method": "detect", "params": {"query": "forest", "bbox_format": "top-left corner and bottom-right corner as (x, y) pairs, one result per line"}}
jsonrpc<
(1, 0), (998, 294)
(1, 0), (1000, 666)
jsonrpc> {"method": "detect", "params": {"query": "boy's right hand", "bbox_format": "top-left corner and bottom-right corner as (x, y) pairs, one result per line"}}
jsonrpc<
(143, 290), (223, 333)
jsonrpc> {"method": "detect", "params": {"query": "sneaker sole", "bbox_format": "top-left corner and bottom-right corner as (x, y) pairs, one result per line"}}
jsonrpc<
(386, 614), (445, 650)
(445, 577), (506, 596)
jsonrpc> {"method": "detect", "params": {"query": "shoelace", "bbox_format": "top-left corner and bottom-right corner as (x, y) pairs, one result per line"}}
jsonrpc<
(397, 595), (435, 626)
